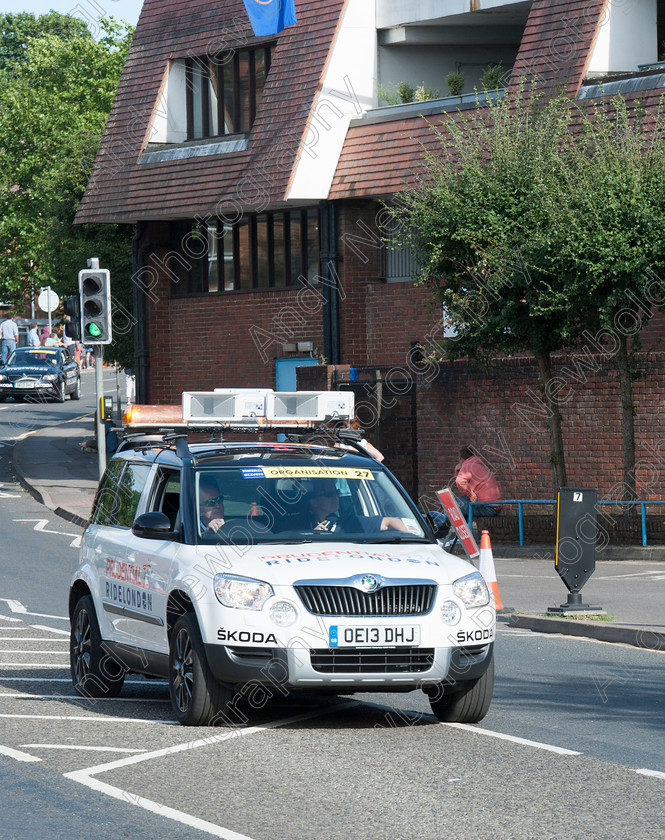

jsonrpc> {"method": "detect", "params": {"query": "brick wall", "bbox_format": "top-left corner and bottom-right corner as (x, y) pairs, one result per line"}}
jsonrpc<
(142, 223), (326, 403)
(417, 352), (665, 506)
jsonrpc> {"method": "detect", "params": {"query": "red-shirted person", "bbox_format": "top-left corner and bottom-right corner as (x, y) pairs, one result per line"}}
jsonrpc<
(431, 447), (502, 548)
(454, 447), (502, 518)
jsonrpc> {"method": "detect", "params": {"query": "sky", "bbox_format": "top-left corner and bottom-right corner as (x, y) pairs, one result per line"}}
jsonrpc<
(0, 0), (144, 30)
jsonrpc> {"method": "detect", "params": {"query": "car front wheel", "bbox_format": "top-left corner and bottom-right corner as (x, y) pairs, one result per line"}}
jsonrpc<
(70, 594), (125, 698)
(70, 377), (81, 400)
(428, 653), (494, 724)
(55, 380), (66, 402)
(169, 612), (232, 726)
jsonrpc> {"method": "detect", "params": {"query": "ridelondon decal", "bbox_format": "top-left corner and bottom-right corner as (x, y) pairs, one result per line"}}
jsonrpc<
(105, 581), (153, 613)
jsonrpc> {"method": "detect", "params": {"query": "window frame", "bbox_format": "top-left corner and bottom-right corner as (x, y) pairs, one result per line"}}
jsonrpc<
(186, 45), (273, 141)
(172, 207), (321, 297)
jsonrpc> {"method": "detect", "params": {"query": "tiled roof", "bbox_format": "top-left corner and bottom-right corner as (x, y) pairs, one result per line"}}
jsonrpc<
(76, 0), (345, 224)
(329, 0), (610, 200)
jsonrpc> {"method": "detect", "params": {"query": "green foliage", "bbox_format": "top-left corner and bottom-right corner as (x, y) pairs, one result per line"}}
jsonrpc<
(0, 14), (135, 366)
(0, 11), (89, 71)
(479, 63), (505, 91)
(377, 80), (417, 106)
(415, 84), (440, 102)
(445, 72), (465, 96)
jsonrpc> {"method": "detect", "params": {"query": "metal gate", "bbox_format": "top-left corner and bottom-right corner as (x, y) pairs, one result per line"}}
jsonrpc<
(333, 367), (418, 500)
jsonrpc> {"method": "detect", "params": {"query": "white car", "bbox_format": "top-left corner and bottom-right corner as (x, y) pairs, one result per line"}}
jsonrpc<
(69, 390), (495, 726)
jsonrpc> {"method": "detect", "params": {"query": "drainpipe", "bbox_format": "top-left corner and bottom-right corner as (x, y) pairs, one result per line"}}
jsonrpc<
(319, 200), (340, 365)
(132, 222), (150, 404)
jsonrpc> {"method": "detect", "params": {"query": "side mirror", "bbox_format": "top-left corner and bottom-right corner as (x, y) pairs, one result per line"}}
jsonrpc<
(132, 511), (179, 541)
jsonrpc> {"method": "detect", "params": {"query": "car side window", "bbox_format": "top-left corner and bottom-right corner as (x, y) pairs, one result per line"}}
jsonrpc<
(90, 459), (125, 525)
(113, 464), (152, 528)
(150, 470), (181, 529)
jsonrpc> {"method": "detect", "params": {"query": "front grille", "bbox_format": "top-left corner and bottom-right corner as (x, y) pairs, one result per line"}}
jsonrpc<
(295, 584), (436, 617)
(310, 647), (435, 674)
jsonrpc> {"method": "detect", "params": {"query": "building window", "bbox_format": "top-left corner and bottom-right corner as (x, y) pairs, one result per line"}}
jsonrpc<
(172, 208), (320, 295)
(185, 45), (273, 140)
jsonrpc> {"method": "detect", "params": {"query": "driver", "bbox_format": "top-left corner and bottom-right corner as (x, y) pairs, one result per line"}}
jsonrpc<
(306, 480), (408, 534)
(199, 480), (225, 534)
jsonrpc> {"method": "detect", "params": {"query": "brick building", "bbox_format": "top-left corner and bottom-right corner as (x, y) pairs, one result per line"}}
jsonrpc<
(76, 0), (665, 521)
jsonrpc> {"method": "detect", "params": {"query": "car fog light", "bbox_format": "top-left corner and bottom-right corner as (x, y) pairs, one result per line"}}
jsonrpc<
(440, 599), (461, 625)
(269, 600), (298, 627)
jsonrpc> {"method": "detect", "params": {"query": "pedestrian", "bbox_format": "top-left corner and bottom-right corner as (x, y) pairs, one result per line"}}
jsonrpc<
(40, 325), (50, 346)
(61, 315), (75, 350)
(45, 331), (63, 347)
(0, 313), (19, 363)
(431, 446), (503, 547)
(85, 346), (94, 369)
(125, 367), (136, 406)
(27, 322), (41, 348)
(73, 341), (83, 367)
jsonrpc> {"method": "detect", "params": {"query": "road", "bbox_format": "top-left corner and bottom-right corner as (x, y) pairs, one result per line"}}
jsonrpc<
(0, 380), (663, 839)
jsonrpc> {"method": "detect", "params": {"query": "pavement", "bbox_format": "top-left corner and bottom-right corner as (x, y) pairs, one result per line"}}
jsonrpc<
(9, 414), (665, 653)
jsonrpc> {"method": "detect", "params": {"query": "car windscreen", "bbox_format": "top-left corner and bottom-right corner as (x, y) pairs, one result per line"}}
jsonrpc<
(194, 463), (428, 545)
(6, 349), (59, 367)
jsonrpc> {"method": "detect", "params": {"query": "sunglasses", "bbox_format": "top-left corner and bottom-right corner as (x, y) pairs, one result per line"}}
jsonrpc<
(202, 494), (224, 507)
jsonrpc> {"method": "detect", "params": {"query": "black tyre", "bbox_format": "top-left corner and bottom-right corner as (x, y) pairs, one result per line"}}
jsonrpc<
(70, 594), (125, 698)
(429, 653), (494, 724)
(70, 377), (81, 400)
(169, 612), (231, 726)
(55, 380), (66, 403)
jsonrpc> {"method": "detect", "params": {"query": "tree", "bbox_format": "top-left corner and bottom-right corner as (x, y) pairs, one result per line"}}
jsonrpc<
(387, 88), (665, 496)
(0, 14), (135, 366)
(387, 89), (578, 491)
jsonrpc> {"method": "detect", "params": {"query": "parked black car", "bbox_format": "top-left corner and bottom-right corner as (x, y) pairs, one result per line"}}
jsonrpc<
(0, 347), (81, 402)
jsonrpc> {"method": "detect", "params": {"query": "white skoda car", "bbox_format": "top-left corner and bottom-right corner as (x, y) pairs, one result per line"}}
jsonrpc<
(69, 390), (495, 726)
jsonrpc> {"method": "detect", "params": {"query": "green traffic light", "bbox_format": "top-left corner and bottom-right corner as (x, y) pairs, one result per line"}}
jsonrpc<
(87, 323), (102, 337)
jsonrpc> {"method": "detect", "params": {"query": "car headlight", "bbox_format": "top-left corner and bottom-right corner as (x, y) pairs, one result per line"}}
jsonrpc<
(452, 572), (490, 608)
(42, 374), (58, 382)
(0, 375), (6, 382)
(213, 573), (273, 610)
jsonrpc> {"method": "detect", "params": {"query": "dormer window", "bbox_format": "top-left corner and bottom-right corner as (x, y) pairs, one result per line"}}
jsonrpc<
(185, 45), (273, 140)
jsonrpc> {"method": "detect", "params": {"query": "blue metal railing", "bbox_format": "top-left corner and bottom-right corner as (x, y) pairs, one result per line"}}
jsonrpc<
(468, 499), (665, 547)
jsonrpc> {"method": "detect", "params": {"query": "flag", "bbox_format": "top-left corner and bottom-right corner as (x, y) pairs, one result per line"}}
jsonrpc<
(242, 0), (298, 37)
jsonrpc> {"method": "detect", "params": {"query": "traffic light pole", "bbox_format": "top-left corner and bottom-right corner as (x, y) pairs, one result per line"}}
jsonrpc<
(95, 345), (106, 480)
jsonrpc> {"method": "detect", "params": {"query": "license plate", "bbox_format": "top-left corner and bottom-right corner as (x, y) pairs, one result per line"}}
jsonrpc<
(15, 380), (36, 389)
(329, 625), (420, 647)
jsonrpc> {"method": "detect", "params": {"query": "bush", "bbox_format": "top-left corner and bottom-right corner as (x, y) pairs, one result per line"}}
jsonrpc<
(480, 63), (505, 90)
(445, 71), (465, 96)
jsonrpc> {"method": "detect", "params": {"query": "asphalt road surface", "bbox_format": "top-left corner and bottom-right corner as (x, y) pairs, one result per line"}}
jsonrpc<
(0, 381), (663, 840)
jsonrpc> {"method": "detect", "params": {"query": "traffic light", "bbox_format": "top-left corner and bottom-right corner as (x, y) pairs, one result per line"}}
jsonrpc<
(63, 295), (81, 342)
(78, 268), (112, 345)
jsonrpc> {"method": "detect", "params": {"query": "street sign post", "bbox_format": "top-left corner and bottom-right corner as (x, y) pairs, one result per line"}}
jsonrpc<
(437, 488), (480, 560)
(37, 287), (59, 335)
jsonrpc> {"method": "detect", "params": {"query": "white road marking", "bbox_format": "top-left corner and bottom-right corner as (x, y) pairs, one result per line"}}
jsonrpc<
(0, 598), (68, 621)
(633, 768), (665, 780)
(0, 663), (71, 668)
(0, 713), (176, 723)
(442, 722), (582, 755)
(14, 518), (82, 542)
(0, 638), (68, 642)
(0, 677), (167, 684)
(31, 624), (69, 635)
(0, 649), (68, 654)
(0, 694), (169, 703)
(23, 744), (148, 753)
(0, 492), (22, 498)
(0, 616), (22, 623)
(64, 702), (359, 840)
(0, 744), (42, 762)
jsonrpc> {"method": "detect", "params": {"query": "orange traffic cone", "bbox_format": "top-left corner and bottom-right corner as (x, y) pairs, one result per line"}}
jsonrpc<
(479, 530), (513, 614)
